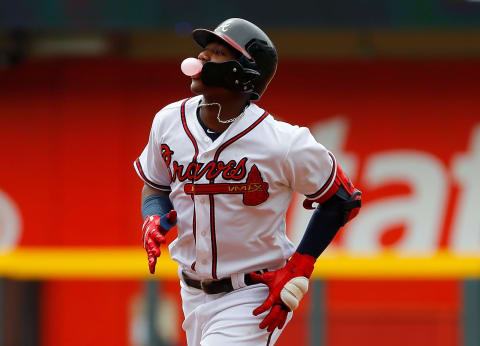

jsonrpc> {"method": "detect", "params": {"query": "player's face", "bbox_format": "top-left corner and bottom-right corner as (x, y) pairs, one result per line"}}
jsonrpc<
(190, 41), (239, 96)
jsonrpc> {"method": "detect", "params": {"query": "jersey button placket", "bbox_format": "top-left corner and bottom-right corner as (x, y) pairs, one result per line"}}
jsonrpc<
(193, 146), (214, 277)
(193, 178), (211, 276)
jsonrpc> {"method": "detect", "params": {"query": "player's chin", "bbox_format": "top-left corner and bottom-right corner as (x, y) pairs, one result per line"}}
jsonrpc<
(190, 78), (205, 95)
(190, 80), (222, 97)
(191, 81), (238, 99)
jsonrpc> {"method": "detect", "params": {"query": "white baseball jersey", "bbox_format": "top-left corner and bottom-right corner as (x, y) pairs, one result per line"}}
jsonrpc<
(134, 95), (335, 280)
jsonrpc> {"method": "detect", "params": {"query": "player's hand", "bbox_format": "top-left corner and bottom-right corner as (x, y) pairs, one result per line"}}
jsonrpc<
(142, 210), (177, 274)
(249, 252), (316, 332)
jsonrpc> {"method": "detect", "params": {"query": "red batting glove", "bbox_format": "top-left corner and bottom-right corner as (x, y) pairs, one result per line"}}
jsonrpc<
(250, 252), (316, 332)
(142, 210), (177, 274)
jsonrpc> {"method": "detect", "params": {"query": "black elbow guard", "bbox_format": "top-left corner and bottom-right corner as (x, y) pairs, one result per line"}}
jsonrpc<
(321, 185), (362, 226)
(303, 161), (362, 226)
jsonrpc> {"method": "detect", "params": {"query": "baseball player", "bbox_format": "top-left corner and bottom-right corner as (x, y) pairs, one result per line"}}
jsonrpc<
(135, 18), (361, 345)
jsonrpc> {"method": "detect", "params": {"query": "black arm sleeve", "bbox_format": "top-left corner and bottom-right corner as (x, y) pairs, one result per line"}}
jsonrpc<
(296, 194), (346, 258)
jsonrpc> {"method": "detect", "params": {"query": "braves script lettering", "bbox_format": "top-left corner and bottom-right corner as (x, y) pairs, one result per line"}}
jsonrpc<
(161, 144), (269, 205)
(161, 144), (247, 182)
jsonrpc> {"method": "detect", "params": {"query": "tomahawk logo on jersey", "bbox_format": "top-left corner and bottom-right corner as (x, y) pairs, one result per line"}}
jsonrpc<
(134, 95), (336, 280)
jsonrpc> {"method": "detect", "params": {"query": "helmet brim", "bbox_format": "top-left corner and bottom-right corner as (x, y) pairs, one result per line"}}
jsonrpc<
(192, 29), (253, 60)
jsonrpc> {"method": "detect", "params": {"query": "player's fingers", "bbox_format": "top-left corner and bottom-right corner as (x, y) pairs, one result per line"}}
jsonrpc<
(151, 231), (166, 245)
(264, 306), (285, 333)
(146, 239), (161, 257)
(258, 316), (269, 330)
(259, 305), (279, 330)
(277, 307), (288, 329)
(258, 314), (271, 330)
(146, 236), (159, 249)
(268, 318), (284, 332)
(253, 302), (270, 316)
(253, 295), (275, 316)
(267, 321), (277, 333)
(148, 255), (157, 274)
(147, 248), (159, 261)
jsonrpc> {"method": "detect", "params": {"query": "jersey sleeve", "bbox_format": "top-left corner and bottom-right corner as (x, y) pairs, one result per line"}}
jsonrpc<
(284, 126), (336, 202)
(133, 114), (171, 192)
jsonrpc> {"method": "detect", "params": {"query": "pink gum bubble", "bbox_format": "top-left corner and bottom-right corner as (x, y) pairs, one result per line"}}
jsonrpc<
(181, 57), (203, 76)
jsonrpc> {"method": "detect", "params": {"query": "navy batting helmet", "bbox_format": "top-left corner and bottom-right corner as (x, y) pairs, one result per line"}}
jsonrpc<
(192, 18), (278, 101)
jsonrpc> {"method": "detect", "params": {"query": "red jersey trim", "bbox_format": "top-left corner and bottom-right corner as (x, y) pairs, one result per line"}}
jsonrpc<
(179, 98), (199, 249)
(134, 158), (171, 191)
(180, 98), (199, 163)
(213, 111), (269, 162)
(209, 194), (218, 279)
(266, 332), (273, 345)
(305, 152), (337, 200)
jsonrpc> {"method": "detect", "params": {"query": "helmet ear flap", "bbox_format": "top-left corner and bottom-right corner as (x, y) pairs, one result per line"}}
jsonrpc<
(246, 39), (278, 79)
(245, 39), (278, 100)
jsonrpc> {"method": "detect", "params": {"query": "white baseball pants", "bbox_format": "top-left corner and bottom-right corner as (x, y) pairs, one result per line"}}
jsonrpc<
(180, 279), (292, 346)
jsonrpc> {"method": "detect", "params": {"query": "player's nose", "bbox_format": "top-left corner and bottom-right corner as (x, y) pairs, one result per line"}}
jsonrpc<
(197, 50), (209, 63)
